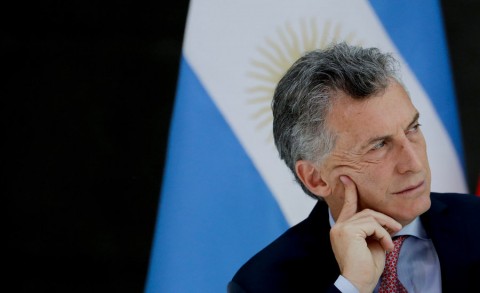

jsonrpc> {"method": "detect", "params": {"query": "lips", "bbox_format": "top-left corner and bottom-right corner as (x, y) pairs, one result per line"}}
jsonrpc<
(393, 181), (425, 195)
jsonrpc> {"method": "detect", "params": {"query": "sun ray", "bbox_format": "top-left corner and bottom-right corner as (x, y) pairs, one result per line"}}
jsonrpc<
(332, 22), (343, 43)
(247, 71), (279, 84)
(247, 18), (361, 145)
(248, 93), (273, 103)
(285, 23), (302, 58)
(319, 20), (332, 48)
(265, 37), (290, 68)
(301, 18), (316, 52)
(255, 115), (273, 130)
(251, 106), (272, 120)
(246, 85), (275, 96)
(247, 60), (282, 81)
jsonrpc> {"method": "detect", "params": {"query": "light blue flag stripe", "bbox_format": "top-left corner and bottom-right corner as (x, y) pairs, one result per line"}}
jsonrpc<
(145, 57), (289, 293)
(369, 0), (465, 168)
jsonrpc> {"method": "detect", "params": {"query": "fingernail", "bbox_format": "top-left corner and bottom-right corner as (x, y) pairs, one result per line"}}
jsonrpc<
(339, 176), (348, 184)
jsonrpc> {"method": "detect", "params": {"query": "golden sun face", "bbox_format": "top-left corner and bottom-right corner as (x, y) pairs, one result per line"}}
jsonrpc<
(246, 18), (363, 143)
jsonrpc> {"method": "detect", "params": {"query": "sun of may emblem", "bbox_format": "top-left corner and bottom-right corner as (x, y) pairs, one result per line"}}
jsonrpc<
(246, 18), (363, 143)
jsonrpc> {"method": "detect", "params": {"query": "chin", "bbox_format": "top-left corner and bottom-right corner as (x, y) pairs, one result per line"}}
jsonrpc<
(408, 194), (431, 219)
(393, 195), (431, 226)
(418, 192), (432, 213)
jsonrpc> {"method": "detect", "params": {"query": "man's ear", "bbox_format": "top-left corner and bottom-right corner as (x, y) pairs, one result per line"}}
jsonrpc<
(295, 160), (332, 198)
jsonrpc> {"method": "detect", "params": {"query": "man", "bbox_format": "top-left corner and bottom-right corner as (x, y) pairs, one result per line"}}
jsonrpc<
(228, 42), (480, 292)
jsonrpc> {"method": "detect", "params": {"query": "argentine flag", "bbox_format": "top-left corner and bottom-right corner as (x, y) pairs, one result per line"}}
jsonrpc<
(145, 1), (467, 292)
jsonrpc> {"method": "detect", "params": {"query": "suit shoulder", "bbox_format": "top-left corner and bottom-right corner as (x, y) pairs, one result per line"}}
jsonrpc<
(229, 205), (337, 292)
(431, 192), (480, 206)
(234, 218), (320, 273)
(429, 192), (480, 223)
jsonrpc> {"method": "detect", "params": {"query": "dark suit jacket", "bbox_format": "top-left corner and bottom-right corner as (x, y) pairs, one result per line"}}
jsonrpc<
(228, 192), (480, 292)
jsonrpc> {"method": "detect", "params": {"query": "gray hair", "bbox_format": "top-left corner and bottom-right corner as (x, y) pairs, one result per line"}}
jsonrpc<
(272, 42), (401, 198)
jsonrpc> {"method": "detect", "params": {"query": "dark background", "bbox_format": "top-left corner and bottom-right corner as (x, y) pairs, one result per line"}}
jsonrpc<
(5, 1), (479, 292)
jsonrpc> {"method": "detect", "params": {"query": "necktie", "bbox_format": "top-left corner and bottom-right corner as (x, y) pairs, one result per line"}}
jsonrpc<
(379, 235), (409, 293)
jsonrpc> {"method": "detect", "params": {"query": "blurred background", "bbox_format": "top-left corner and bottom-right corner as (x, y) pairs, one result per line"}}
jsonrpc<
(5, 1), (479, 292)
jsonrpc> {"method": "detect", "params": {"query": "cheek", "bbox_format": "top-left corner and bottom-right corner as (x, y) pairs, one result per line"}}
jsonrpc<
(416, 132), (430, 164)
(325, 155), (392, 196)
(421, 143), (430, 167)
(351, 166), (391, 198)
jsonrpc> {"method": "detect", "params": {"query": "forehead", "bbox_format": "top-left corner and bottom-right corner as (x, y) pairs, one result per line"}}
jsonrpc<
(326, 82), (417, 150)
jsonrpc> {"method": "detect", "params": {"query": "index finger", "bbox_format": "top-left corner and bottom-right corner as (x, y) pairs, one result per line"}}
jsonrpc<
(336, 175), (358, 223)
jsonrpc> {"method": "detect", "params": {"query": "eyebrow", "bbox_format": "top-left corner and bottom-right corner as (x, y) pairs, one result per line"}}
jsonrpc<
(359, 112), (420, 151)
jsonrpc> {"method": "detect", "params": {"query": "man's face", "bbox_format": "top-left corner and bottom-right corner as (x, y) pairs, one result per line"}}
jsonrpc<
(320, 81), (431, 226)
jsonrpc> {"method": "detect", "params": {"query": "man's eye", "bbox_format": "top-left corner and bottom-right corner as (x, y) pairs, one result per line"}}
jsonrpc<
(372, 141), (386, 150)
(408, 123), (421, 133)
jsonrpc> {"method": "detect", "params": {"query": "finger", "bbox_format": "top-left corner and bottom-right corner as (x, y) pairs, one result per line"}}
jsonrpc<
(350, 210), (402, 251)
(358, 209), (403, 236)
(336, 175), (358, 223)
(367, 222), (396, 252)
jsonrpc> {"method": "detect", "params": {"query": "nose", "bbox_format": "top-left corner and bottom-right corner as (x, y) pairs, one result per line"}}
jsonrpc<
(395, 136), (424, 174)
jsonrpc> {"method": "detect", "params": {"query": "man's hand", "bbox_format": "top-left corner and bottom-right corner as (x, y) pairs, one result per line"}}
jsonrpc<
(329, 175), (402, 293)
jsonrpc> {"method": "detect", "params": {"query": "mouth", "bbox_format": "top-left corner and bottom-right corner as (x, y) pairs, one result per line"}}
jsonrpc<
(393, 181), (425, 195)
